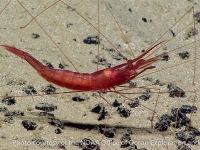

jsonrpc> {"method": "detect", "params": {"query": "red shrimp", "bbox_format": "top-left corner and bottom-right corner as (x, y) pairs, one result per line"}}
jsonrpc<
(1, 42), (165, 92)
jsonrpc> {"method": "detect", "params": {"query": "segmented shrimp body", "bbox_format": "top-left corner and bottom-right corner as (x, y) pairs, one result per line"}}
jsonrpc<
(1, 43), (164, 91)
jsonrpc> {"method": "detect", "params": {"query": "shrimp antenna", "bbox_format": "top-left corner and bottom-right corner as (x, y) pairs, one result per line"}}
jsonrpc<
(131, 40), (166, 63)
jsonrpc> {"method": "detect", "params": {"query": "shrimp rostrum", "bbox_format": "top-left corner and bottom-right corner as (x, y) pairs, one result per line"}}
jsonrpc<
(1, 42), (165, 92)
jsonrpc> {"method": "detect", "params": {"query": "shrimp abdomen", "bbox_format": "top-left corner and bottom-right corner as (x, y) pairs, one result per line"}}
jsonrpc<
(40, 67), (93, 91)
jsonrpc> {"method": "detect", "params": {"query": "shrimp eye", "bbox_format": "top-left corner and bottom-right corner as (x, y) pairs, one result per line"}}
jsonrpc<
(114, 69), (118, 71)
(127, 60), (133, 68)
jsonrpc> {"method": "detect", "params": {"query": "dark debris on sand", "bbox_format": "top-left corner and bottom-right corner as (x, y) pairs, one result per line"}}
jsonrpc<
(72, 96), (86, 102)
(48, 118), (64, 129)
(155, 105), (199, 148)
(91, 103), (108, 121)
(98, 125), (116, 138)
(117, 106), (131, 118)
(112, 99), (122, 107)
(35, 102), (57, 112)
(41, 84), (57, 94)
(178, 51), (190, 60)
(127, 89), (151, 110)
(5, 110), (24, 116)
(73, 138), (100, 150)
(23, 85), (37, 95)
(83, 36), (99, 45)
(2, 97), (16, 105)
(167, 83), (185, 97)
(43, 59), (54, 68)
(22, 120), (38, 130)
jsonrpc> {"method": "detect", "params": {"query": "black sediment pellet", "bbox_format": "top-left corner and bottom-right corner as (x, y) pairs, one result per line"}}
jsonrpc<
(178, 51), (190, 60)
(175, 130), (198, 145)
(112, 53), (124, 60)
(47, 62), (53, 68)
(32, 138), (45, 146)
(2, 97), (16, 105)
(171, 113), (190, 128)
(170, 106), (196, 128)
(48, 118), (64, 129)
(170, 30), (176, 37)
(22, 120), (38, 130)
(0, 107), (8, 112)
(155, 121), (169, 131)
(35, 103), (57, 112)
(98, 109), (108, 121)
(91, 103), (108, 120)
(4, 116), (14, 124)
(91, 103), (104, 114)
(171, 108), (185, 119)
(176, 130), (187, 141)
(160, 114), (172, 126)
(186, 126), (200, 136)
(143, 77), (153, 82)
(99, 57), (106, 62)
(83, 36), (99, 45)
(120, 133), (132, 148)
(99, 125), (116, 138)
(194, 12), (200, 23)
(57, 142), (66, 149)
(23, 85), (37, 95)
(167, 83), (185, 97)
(42, 84), (56, 94)
(171, 122), (183, 129)
(128, 100), (139, 108)
(92, 58), (111, 68)
(139, 94), (150, 101)
(129, 98), (139, 107)
(154, 114), (171, 131)
(112, 99), (122, 107)
(39, 111), (55, 118)
(162, 53), (169, 61)
(177, 144), (191, 150)
(92, 56), (111, 67)
(73, 138), (100, 150)
(31, 33), (40, 39)
(55, 128), (62, 134)
(178, 116), (190, 126)
(43, 60), (54, 68)
(142, 17), (147, 22)
(180, 105), (197, 114)
(72, 96), (85, 102)
(185, 27), (197, 40)
(139, 89), (151, 101)
(153, 79), (162, 85)
(59, 63), (65, 69)
(127, 129), (133, 135)
(4, 110), (24, 116)
(117, 106), (131, 118)
(120, 132), (137, 149)
(186, 134), (198, 145)
(66, 23), (73, 28)
(128, 81), (137, 87)
(91, 103), (104, 113)
(141, 49), (145, 53)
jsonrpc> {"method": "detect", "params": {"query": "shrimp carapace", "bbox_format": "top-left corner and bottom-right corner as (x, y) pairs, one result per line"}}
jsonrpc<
(1, 42), (164, 91)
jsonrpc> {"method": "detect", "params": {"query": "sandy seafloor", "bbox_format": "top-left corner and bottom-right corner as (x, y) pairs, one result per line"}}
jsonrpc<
(0, 0), (200, 150)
